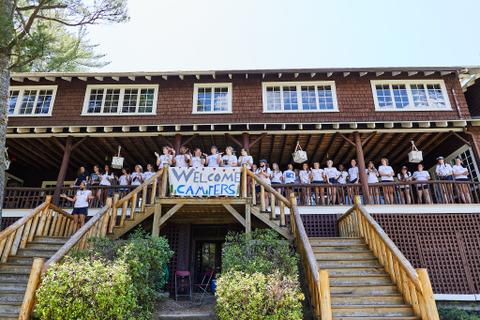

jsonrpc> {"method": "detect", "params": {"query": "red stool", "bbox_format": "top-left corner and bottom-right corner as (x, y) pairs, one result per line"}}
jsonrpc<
(175, 270), (192, 300)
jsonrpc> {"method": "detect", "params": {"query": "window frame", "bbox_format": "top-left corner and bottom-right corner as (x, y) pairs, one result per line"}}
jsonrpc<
(262, 81), (339, 113)
(81, 84), (159, 116)
(192, 83), (233, 114)
(8, 85), (57, 117)
(371, 79), (452, 111)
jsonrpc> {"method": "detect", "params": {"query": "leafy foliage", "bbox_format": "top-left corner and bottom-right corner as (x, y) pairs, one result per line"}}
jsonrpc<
(216, 271), (304, 320)
(439, 307), (480, 320)
(35, 258), (137, 320)
(222, 229), (298, 277)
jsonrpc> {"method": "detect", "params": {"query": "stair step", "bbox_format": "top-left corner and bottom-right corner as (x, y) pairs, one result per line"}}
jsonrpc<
(326, 267), (387, 276)
(316, 252), (375, 260)
(331, 294), (404, 306)
(312, 245), (370, 253)
(5, 256), (35, 266)
(330, 285), (399, 295)
(0, 264), (32, 274)
(330, 275), (392, 286)
(332, 305), (414, 317)
(32, 236), (69, 244)
(0, 293), (24, 303)
(15, 249), (57, 257)
(25, 242), (64, 251)
(310, 238), (364, 246)
(0, 283), (27, 293)
(0, 274), (29, 283)
(0, 313), (18, 320)
(318, 259), (381, 268)
(0, 302), (21, 316)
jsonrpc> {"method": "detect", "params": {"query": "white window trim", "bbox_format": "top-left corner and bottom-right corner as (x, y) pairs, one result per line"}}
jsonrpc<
(81, 84), (158, 116)
(371, 79), (452, 112)
(8, 85), (57, 117)
(262, 81), (339, 113)
(192, 83), (233, 114)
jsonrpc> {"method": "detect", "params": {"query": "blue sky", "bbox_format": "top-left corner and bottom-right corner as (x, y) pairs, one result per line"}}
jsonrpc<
(88, 0), (480, 72)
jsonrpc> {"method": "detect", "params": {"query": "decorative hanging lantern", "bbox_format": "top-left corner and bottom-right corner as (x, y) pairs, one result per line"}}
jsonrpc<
(292, 141), (308, 164)
(111, 146), (125, 169)
(408, 141), (423, 163)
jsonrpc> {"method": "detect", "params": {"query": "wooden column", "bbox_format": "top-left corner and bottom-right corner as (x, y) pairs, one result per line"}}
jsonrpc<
(152, 204), (162, 237)
(353, 132), (370, 204)
(174, 134), (182, 154)
(53, 137), (73, 204)
(242, 132), (250, 150)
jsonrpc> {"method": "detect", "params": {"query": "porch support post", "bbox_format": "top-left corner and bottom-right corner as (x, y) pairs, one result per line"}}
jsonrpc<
(53, 136), (73, 204)
(174, 134), (182, 154)
(152, 204), (162, 237)
(353, 132), (370, 204)
(242, 132), (250, 150)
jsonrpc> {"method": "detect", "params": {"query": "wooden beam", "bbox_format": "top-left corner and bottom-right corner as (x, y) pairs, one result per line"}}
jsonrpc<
(6, 140), (48, 170)
(320, 133), (338, 165)
(339, 133), (355, 147)
(388, 133), (420, 165)
(50, 136), (65, 151)
(158, 135), (173, 148)
(276, 134), (287, 165)
(353, 132), (370, 204)
(53, 137), (73, 203)
(361, 131), (377, 147)
(268, 135), (276, 165)
(72, 136), (89, 151)
(452, 132), (471, 146)
(311, 134), (324, 163)
(369, 133), (397, 163)
(181, 134), (199, 148)
(224, 133), (243, 149)
(421, 132), (453, 155)
(17, 139), (63, 167)
(223, 204), (246, 227)
(158, 204), (184, 226)
(249, 132), (267, 148)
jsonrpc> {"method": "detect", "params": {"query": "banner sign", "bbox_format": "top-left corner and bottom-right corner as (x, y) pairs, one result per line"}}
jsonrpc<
(169, 167), (241, 197)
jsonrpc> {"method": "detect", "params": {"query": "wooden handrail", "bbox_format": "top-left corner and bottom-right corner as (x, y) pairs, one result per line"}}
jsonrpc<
(245, 170), (291, 206)
(48, 203), (75, 220)
(0, 201), (48, 242)
(115, 169), (163, 206)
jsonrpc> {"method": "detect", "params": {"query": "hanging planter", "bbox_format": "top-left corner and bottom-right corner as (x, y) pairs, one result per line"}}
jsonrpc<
(111, 146), (124, 169)
(292, 141), (308, 164)
(408, 141), (423, 163)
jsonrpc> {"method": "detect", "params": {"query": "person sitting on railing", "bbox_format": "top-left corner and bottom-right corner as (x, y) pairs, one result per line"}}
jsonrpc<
(310, 162), (325, 205)
(60, 181), (94, 229)
(74, 166), (88, 187)
(299, 163), (311, 205)
(221, 146), (238, 167)
(379, 158), (395, 204)
(155, 146), (174, 169)
(174, 146), (191, 168)
(452, 158), (472, 204)
(191, 148), (206, 167)
(435, 156), (454, 204)
(337, 164), (348, 205)
(324, 160), (340, 205)
(397, 166), (412, 204)
(412, 163), (432, 204)
(366, 161), (380, 204)
(206, 146), (222, 167)
(238, 148), (253, 169)
(255, 159), (272, 212)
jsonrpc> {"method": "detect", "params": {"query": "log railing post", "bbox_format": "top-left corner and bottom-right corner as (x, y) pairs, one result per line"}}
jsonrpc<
(417, 269), (440, 320)
(241, 164), (247, 198)
(260, 185), (266, 212)
(19, 258), (45, 320)
(109, 193), (119, 234)
(279, 201), (286, 227)
(152, 204), (162, 237)
(319, 269), (333, 320)
(161, 165), (169, 197)
(353, 131), (370, 204)
(270, 192), (276, 220)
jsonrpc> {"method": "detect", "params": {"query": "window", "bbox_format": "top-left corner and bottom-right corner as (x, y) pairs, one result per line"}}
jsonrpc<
(262, 81), (338, 112)
(82, 85), (158, 115)
(193, 83), (232, 113)
(8, 86), (57, 116)
(371, 80), (450, 111)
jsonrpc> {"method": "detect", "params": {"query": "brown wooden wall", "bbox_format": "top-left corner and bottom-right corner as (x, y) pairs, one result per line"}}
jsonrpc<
(8, 72), (469, 127)
(465, 80), (480, 118)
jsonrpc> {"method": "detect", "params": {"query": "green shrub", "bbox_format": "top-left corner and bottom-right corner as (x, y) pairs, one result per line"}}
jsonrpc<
(216, 271), (304, 320)
(35, 258), (137, 320)
(439, 308), (480, 320)
(222, 229), (298, 277)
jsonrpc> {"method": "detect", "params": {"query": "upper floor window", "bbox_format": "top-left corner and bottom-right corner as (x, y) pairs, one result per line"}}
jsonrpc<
(192, 83), (232, 114)
(262, 81), (338, 112)
(371, 80), (451, 111)
(8, 86), (57, 116)
(82, 85), (158, 115)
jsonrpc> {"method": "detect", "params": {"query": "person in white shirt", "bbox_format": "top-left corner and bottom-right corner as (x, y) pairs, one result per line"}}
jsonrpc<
(99, 165), (115, 205)
(143, 163), (156, 181)
(282, 163), (296, 198)
(397, 166), (412, 204)
(452, 158), (471, 203)
(271, 163), (283, 205)
(378, 158), (395, 204)
(324, 160), (340, 204)
(118, 168), (131, 193)
(190, 148), (205, 168)
(206, 146), (222, 167)
(366, 161), (380, 204)
(310, 162), (325, 205)
(412, 163), (431, 204)
(156, 146), (174, 169)
(131, 165), (144, 186)
(238, 148), (254, 169)
(347, 159), (359, 205)
(336, 164), (349, 205)
(299, 163), (311, 205)
(435, 156), (454, 204)
(221, 146), (238, 167)
(60, 181), (94, 229)
(337, 164), (348, 184)
(255, 160), (273, 212)
(174, 146), (191, 168)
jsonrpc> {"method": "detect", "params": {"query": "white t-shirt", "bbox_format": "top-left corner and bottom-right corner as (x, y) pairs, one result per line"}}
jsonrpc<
(311, 168), (324, 182)
(452, 165), (468, 180)
(255, 167), (272, 185)
(239, 156), (253, 169)
(190, 156), (204, 168)
(412, 170), (430, 182)
(397, 172), (412, 182)
(271, 171), (283, 183)
(207, 154), (220, 167)
(436, 164), (453, 177)
(348, 167), (359, 182)
(99, 173), (113, 186)
(337, 171), (348, 184)
(175, 154), (189, 168)
(221, 155), (237, 167)
(143, 171), (156, 181)
(324, 167), (340, 180)
(366, 169), (378, 184)
(74, 190), (92, 208)
(157, 154), (172, 168)
(283, 170), (296, 184)
(378, 165), (394, 182)
(299, 170), (311, 184)
(118, 175), (130, 186)
(131, 172), (143, 186)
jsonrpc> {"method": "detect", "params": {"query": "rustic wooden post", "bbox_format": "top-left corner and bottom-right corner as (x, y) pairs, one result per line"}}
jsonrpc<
(279, 201), (286, 227)
(260, 185), (266, 212)
(174, 133), (182, 154)
(242, 132), (250, 150)
(108, 193), (119, 234)
(161, 165), (169, 197)
(319, 269), (333, 320)
(152, 204), (162, 237)
(417, 268), (440, 320)
(53, 137), (73, 204)
(19, 258), (45, 320)
(353, 131), (370, 204)
(245, 203), (251, 233)
(270, 192), (276, 220)
(241, 164), (247, 198)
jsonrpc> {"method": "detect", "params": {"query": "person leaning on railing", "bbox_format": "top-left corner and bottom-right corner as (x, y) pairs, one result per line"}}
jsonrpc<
(397, 166), (412, 204)
(379, 158), (395, 205)
(452, 158), (472, 203)
(60, 181), (94, 229)
(255, 159), (273, 212)
(310, 162), (326, 206)
(412, 163), (431, 204)
(435, 156), (454, 203)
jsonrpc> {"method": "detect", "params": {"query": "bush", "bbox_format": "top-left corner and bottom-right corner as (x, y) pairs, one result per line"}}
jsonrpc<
(35, 258), (137, 320)
(215, 271), (304, 320)
(222, 229), (298, 277)
(439, 308), (480, 320)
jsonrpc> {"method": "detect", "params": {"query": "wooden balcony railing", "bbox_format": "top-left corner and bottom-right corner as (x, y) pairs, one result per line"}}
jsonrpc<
(337, 197), (440, 320)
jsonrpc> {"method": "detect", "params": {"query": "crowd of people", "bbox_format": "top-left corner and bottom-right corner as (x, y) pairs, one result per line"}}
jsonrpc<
(64, 145), (472, 224)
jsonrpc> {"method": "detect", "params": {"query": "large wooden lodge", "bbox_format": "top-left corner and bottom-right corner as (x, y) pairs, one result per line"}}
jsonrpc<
(2, 66), (480, 319)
